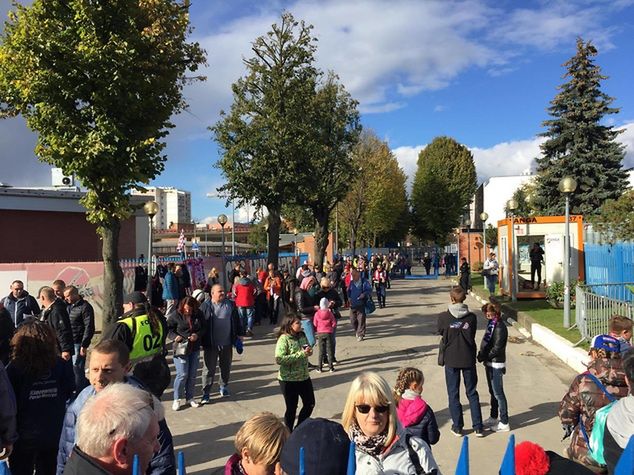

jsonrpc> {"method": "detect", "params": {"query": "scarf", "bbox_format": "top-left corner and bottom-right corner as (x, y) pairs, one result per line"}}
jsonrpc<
(350, 421), (388, 457)
(482, 317), (499, 345)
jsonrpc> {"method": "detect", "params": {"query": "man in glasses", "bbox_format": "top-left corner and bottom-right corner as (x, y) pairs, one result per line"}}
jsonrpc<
(63, 383), (160, 475)
(56, 339), (175, 475)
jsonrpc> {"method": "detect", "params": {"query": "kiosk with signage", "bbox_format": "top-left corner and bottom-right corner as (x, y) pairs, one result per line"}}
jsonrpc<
(497, 216), (584, 299)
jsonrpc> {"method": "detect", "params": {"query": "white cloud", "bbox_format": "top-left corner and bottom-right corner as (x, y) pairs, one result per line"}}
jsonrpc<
(619, 121), (634, 169)
(392, 145), (425, 191)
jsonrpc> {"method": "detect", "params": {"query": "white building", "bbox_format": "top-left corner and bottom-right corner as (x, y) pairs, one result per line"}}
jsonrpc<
(479, 174), (535, 226)
(132, 187), (191, 230)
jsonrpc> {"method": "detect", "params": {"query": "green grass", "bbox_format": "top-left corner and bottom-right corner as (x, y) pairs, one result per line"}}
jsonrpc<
(467, 273), (588, 349)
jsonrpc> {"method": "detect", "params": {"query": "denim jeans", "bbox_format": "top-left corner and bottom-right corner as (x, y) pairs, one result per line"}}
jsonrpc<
(72, 343), (89, 392)
(238, 306), (255, 331)
(486, 275), (497, 294)
(485, 365), (508, 424)
(173, 350), (200, 401)
(444, 366), (483, 431)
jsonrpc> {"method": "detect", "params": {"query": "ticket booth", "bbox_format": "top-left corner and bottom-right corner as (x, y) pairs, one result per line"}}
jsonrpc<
(497, 216), (584, 299)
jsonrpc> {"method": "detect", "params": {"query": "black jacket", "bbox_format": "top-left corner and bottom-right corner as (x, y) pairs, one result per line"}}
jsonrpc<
(63, 446), (112, 475)
(315, 288), (343, 318)
(41, 299), (74, 355)
(68, 298), (95, 348)
(477, 319), (508, 364)
(402, 406), (441, 447)
(166, 309), (206, 353)
(437, 304), (478, 368)
(294, 288), (316, 319)
(199, 299), (244, 349)
(0, 308), (14, 365)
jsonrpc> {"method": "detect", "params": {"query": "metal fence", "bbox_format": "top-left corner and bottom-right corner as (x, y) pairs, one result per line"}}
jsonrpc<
(576, 282), (634, 343)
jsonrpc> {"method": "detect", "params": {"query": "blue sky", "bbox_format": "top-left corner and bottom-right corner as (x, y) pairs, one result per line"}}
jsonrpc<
(1, 0), (634, 224)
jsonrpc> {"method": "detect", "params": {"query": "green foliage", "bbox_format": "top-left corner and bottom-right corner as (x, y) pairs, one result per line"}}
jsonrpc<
(338, 131), (409, 250)
(247, 222), (268, 253)
(0, 0), (205, 230)
(533, 38), (628, 216)
(546, 280), (578, 305)
(504, 182), (538, 217)
(589, 190), (634, 243)
(485, 224), (498, 249)
(411, 136), (477, 243)
(282, 204), (314, 232)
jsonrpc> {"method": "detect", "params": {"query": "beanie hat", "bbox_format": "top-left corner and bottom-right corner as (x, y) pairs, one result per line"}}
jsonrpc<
(319, 297), (329, 310)
(514, 441), (550, 475)
(124, 291), (147, 305)
(280, 418), (349, 475)
(192, 289), (205, 303)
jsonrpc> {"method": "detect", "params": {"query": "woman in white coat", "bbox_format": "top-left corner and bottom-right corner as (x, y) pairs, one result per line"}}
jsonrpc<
(341, 371), (441, 475)
(483, 252), (499, 296)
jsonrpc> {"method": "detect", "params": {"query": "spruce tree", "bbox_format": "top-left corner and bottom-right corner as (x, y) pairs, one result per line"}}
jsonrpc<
(534, 38), (628, 216)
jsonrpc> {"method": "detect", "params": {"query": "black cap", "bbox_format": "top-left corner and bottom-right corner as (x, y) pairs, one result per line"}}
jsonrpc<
(124, 291), (147, 304)
(280, 418), (350, 475)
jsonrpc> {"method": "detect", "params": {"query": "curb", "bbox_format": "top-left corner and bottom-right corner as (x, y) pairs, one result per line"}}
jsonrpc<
(465, 287), (590, 374)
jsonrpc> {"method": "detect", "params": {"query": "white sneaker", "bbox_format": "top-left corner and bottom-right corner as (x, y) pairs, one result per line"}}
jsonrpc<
(187, 399), (200, 408)
(483, 417), (498, 428)
(172, 400), (181, 411)
(492, 422), (510, 432)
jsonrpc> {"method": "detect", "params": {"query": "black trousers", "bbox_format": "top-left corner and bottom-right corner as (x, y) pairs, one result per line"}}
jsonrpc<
(531, 262), (542, 287)
(279, 378), (315, 430)
(9, 442), (57, 475)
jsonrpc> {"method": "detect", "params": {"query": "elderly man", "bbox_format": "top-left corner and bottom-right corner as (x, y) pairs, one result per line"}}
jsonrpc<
(38, 286), (74, 361)
(3, 280), (40, 326)
(199, 284), (244, 404)
(57, 339), (175, 475)
(64, 285), (95, 391)
(62, 383), (160, 475)
(347, 268), (372, 342)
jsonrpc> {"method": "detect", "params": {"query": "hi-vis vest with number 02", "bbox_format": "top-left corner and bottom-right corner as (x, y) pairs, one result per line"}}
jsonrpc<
(119, 314), (163, 361)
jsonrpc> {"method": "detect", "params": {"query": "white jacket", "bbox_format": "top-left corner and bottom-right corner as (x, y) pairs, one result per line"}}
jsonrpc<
(483, 258), (499, 275)
(354, 431), (441, 475)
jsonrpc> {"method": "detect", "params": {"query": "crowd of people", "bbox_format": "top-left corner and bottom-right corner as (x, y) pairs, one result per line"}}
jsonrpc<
(0, 253), (633, 475)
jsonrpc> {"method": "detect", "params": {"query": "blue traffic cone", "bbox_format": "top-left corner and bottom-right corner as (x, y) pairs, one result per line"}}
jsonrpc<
(499, 434), (515, 475)
(347, 441), (356, 475)
(455, 436), (469, 475)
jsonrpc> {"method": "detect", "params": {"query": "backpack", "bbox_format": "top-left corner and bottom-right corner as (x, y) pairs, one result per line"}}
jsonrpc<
(579, 372), (617, 466)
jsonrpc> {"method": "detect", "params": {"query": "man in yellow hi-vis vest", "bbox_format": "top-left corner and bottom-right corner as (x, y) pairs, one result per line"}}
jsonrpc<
(102, 291), (170, 397)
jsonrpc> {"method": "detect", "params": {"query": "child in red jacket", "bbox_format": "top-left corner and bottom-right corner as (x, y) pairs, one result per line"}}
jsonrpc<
(393, 367), (440, 447)
(313, 297), (337, 373)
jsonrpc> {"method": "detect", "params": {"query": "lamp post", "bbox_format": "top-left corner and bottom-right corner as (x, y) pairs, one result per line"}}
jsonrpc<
(206, 193), (236, 256)
(480, 211), (489, 289)
(143, 201), (159, 304)
(507, 199), (518, 302)
(293, 228), (298, 270)
(464, 217), (472, 269)
(559, 176), (577, 329)
(218, 214), (228, 289)
(264, 224), (269, 257)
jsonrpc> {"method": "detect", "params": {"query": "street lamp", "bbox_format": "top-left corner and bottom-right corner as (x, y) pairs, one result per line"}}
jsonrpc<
(218, 214), (228, 289)
(293, 228), (298, 271)
(464, 217), (472, 270)
(507, 199), (518, 302)
(143, 201), (159, 304)
(264, 223), (269, 256)
(206, 193), (236, 256)
(559, 176), (577, 328)
(480, 211), (489, 289)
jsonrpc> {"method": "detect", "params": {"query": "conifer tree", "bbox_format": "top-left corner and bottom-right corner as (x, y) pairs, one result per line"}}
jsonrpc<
(534, 38), (628, 216)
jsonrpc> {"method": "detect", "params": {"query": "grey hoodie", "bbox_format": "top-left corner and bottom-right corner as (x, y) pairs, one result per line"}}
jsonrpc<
(606, 394), (634, 448)
(448, 303), (470, 319)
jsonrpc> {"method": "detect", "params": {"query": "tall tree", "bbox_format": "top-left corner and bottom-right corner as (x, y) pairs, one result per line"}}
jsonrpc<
(339, 131), (409, 252)
(296, 72), (361, 269)
(533, 38), (628, 215)
(589, 190), (634, 243)
(0, 0), (205, 327)
(212, 12), (319, 267)
(411, 136), (477, 243)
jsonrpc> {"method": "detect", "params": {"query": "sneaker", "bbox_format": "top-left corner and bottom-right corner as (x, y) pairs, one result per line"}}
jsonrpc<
(172, 400), (181, 411)
(200, 395), (210, 405)
(483, 417), (498, 428)
(450, 427), (463, 437)
(474, 429), (485, 438)
(187, 399), (200, 408)
(219, 386), (230, 397)
(357, 336), (364, 342)
(492, 422), (510, 432)
(246, 329), (254, 337)
(316, 367), (322, 373)
(329, 367), (335, 373)
(332, 358), (339, 366)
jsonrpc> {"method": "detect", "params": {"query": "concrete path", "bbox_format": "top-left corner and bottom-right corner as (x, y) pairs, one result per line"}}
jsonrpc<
(162, 276), (577, 474)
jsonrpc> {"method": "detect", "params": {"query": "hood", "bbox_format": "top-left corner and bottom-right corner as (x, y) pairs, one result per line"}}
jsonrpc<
(607, 394), (634, 448)
(448, 303), (470, 318)
(587, 357), (628, 388)
(6, 291), (30, 302)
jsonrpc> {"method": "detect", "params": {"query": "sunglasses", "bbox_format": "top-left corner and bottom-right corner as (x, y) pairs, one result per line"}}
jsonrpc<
(355, 404), (390, 414)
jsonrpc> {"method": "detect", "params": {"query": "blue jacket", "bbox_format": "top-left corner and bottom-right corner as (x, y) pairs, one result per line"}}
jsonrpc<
(56, 376), (176, 475)
(347, 278), (372, 309)
(3, 291), (40, 326)
(162, 272), (178, 300)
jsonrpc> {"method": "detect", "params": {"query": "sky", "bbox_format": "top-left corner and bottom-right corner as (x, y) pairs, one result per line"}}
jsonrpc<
(1, 0), (634, 225)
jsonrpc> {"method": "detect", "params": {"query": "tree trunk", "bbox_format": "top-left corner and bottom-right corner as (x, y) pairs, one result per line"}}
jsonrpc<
(101, 218), (124, 333)
(314, 211), (330, 270)
(267, 207), (281, 268)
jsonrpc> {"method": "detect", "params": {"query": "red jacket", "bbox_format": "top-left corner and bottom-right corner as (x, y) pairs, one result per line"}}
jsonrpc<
(313, 308), (336, 334)
(234, 280), (256, 307)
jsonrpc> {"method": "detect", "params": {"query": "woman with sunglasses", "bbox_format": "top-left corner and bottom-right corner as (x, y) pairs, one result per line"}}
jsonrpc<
(342, 372), (440, 474)
(274, 314), (315, 431)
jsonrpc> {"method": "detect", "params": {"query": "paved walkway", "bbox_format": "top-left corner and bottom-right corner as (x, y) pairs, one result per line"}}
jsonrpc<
(162, 275), (577, 474)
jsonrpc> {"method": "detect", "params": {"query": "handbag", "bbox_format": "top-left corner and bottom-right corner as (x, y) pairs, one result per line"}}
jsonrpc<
(365, 298), (376, 315)
(437, 338), (446, 366)
(173, 338), (190, 357)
